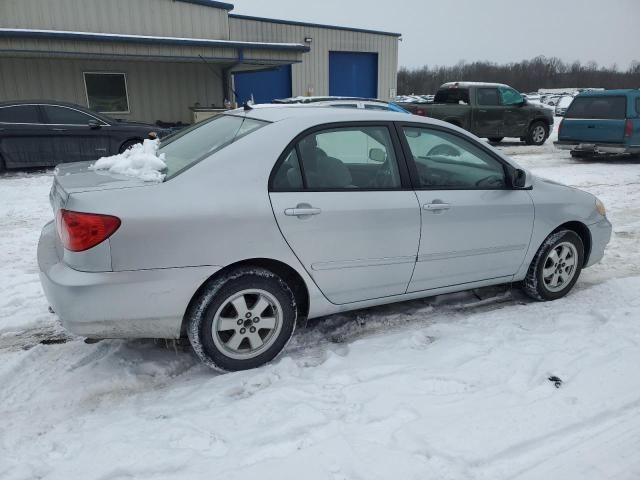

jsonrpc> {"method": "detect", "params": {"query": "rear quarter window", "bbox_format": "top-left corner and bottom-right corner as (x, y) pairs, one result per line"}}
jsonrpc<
(565, 96), (627, 120)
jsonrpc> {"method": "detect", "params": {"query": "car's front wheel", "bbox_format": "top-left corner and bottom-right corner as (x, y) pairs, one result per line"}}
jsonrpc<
(524, 121), (549, 146)
(187, 267), (297, 372)
(523, 230), (584, 301)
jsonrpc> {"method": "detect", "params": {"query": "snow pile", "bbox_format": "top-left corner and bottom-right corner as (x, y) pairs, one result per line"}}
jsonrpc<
(89, 139), (166, 182)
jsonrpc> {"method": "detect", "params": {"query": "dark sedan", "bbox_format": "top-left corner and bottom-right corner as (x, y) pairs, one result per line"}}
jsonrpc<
(0, 101), (164, 170)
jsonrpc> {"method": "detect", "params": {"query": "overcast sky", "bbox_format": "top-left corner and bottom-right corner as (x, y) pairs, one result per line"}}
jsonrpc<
(232, 0), (640, 70)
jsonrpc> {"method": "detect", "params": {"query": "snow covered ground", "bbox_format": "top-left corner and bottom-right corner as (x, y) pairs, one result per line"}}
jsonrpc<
(1, 120), (640, 479)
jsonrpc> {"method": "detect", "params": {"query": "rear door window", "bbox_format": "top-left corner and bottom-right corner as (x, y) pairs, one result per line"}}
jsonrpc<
(42, 105), (97, 125)
(565, 96), (627, 120)
(0, 105), (41, 124)
(476, 88), (501, 106)
(271, 126), (402, 191)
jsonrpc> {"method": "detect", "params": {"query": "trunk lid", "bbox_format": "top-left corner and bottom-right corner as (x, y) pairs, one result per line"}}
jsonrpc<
(559, 95), (627, 143)
(50, 161), (155, 211)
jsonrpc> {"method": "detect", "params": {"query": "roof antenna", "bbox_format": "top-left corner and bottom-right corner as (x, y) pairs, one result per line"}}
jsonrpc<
(198, 54), (241, 106)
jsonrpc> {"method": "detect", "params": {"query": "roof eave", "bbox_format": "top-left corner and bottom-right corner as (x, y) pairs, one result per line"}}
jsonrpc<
(229, 14), (402, 38)
(0, 28), (310, 52)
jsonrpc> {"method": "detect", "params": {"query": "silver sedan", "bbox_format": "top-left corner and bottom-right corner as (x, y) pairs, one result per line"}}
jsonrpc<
(38, 107), (612, 371)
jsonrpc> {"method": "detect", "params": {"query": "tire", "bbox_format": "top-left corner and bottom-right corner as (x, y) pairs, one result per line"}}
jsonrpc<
(523, 230), (584, 301)
(187, 267), (297, 372)
(524, 121), (549, 146)
(488, 137), (504, 143)
(119, 139), (142, 153)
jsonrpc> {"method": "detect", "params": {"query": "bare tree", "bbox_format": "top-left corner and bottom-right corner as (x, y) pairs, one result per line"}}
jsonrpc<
(398, 57), (640, 95)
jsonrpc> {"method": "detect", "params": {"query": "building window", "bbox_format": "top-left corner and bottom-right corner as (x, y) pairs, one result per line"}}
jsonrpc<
(83, 72), (130, 113)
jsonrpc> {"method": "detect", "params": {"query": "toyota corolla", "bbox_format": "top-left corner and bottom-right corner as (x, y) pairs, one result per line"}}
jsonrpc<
(38, 107), (612, 371)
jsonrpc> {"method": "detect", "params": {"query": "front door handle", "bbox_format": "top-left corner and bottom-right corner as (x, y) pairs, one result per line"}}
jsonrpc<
(52, 128), (67, 132)
(284, 206), (321, 217)
(424, 203), (450, 211)
(478, 109), (487, 113)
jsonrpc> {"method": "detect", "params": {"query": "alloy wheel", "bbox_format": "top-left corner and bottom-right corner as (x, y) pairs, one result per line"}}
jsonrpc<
(542, 242), (578, 292)
(212, 289), (283, 360)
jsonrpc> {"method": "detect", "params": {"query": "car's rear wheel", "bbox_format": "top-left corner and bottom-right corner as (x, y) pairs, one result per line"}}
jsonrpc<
(119, 139), (142, 153)
(525, 121), (549, 146)
(488, 137), (504, 143)
(523, 230), (584, 301)
(187, 267), (297, 372)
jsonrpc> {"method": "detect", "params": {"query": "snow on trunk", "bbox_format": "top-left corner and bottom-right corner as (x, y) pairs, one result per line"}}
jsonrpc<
(89, 139), (166, 182)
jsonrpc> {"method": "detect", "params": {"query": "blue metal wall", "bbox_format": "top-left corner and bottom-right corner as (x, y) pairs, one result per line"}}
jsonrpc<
(329, 52), (378, 98)
(233, 65), (292, 104)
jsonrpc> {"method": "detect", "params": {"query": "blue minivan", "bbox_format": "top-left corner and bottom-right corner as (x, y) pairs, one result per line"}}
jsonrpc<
(555, 89), (640, 157)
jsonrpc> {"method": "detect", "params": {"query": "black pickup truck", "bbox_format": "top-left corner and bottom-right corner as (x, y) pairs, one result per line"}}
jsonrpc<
(405, 82), (554, 145)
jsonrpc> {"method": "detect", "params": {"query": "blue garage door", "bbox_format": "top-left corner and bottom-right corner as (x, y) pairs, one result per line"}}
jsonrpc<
(234, 65), (292, 105)
(329, 52), (378, 98)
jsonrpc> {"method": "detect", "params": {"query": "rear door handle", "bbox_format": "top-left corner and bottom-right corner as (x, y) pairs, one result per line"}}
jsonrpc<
(52, 128), (67, 132)
(424, 203), (450, 211)
(284, 207), (321, 217)
(478, 109), (487, 113)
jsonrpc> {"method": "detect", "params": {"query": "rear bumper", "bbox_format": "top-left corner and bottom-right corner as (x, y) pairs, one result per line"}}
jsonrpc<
(38, 221), (220, 339)
(554, 141), (639, 155)
(585, 218), (612, 268)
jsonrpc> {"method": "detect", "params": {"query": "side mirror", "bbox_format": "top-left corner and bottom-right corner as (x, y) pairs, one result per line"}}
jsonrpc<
(511, 168), (532, 189)
(88, 119), (101, 129)
(369, 148), (386, 163)
(519, 97), (528, 107)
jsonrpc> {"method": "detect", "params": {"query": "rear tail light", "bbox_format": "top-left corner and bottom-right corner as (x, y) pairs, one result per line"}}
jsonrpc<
(56, 209), (121, 252)
(558, 118), (564, 135)
(624, 119), (633, 138)
(416, 108), (426, 116)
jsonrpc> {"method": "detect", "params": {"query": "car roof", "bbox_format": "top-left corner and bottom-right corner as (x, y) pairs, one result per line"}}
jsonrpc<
(576, 89), (639, 97)
(273, 96), (384, 104)
(226, 104), (432, 125)
(439, 82), (510, 89)
(0, 100), (112, 121)
(0, 99), (92, 109)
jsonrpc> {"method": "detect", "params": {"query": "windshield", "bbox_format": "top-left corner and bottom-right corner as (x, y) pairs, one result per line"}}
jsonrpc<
(159, 115), (268, 179)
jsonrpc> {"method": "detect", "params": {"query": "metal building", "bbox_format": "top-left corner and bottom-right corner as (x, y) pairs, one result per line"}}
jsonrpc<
(0, 0), (400, 124)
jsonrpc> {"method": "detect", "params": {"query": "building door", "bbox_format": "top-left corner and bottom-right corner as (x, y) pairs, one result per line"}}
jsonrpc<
(329, 52), (378, 98)
(234, 65), (292, 105)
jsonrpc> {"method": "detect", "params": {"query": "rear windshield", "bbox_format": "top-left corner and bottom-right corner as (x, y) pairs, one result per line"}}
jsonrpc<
(434, 88), (470, 105)
(565, 96), (627, 120)
(159, 115), (268, 179)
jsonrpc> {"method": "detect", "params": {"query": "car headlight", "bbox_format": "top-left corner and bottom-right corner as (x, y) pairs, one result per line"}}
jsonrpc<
(595, 198), (606, 217)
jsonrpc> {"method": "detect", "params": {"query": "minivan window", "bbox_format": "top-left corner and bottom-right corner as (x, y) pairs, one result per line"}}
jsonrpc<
(0, 105), (40, 124)
(565, 96), (627, 120)
(160, 115), (268, 179)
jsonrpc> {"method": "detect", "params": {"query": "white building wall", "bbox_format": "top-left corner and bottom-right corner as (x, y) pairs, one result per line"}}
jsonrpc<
(0, 0), (230, 40)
